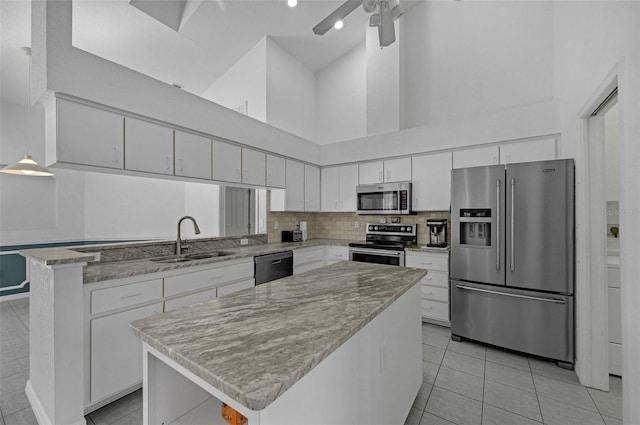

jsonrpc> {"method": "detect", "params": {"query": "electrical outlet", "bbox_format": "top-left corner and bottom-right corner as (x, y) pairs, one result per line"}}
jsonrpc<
(354, 221), (360, 229)
(274, 221), (279, 230)
(240, 238), (249, 245)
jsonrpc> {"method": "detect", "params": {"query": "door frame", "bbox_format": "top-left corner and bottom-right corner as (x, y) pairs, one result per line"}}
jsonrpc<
(575, 60), (622, 391)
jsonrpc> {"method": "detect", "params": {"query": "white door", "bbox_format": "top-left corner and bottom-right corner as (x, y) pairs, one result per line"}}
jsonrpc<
(90, 303), (163, 403)
(500, 138), (557, 165)
(321, 166), (340, 212)
(305, 165), (321, 211)
(383, 157), (411, 182)
(285, 160), (305, 211)
(453, 145), (500, 169)
(339, 164), (359, 212)
(412, 152), (453, 211)
(266, 154), (286, 188)
(225, 187), (255, 235)
(124, 117), (174, 175)
(174, 131), (211, 180)
(212, 140), (242, 183)
(242, 148), (266, 185)
(56, 99), (124, 169)
(359, 161), (384, 184)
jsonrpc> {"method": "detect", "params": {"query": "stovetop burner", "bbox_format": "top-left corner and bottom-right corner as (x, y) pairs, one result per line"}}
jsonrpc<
(349, 223), (417, 250)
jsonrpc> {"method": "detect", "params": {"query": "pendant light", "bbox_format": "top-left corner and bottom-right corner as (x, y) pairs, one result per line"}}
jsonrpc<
(0, 47), (54, 177)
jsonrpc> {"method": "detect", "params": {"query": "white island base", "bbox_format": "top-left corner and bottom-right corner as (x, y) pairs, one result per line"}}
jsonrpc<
(142, 284), (422, 425)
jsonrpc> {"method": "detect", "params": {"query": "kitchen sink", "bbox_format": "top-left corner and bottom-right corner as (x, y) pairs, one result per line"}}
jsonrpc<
(149, 251), (234, 263)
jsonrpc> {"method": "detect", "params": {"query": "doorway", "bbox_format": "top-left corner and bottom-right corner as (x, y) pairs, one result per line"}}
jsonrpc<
(221, 186), (267, 236)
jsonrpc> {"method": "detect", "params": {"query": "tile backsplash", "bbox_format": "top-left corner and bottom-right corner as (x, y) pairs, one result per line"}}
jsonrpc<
(267, 210), (451, 246)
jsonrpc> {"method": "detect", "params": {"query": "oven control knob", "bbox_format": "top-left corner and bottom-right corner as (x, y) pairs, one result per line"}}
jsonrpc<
(369, 225), (373, 231)
(374, 226), (379, 230)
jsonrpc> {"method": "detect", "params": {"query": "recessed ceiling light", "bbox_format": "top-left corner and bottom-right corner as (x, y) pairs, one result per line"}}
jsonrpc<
(334, 20), (344, 30)
(287, 0), (297, 7)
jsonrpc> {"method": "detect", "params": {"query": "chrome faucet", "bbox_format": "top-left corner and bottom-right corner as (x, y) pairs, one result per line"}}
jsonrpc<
(176, 216), (201, 255)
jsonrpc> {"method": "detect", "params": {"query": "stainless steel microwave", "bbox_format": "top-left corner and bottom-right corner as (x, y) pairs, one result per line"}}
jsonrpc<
(356, 182), (413, 215)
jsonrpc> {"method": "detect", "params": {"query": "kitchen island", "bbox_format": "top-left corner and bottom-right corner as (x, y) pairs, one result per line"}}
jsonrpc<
(130, 261), (426, 425)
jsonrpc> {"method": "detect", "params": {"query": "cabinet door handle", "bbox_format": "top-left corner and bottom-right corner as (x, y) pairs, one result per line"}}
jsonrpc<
(165, 156), (170, 170)
(209, 275), (224, 281)
(121, 293), (142, 300)
(113, 146), (119, 163)
(378, 171), (383, 182)
(386, 170), (390, 180)
(179, 158), (184, 172)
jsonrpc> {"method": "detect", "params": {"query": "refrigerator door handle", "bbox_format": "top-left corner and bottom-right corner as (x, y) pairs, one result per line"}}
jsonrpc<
(496, 179), (501, 271)
(510, 178), (515, 272)
(455, 284), (566, 304)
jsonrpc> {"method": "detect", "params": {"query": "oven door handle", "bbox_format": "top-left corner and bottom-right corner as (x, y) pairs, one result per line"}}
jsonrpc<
(349, 248), (403, 256)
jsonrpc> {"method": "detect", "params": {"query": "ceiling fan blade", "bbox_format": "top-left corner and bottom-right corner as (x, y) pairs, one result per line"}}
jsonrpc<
(313, 0), (362, 35)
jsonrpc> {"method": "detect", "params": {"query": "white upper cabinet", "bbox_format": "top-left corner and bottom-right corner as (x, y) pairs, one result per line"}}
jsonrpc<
(212, 140), (242, 183)
(453, 145), (500, 169)
(359, 158), (411, 184)
(321, 166), (340, 212)
(322, 164), (358, 212)
(359, 161), (384, 184)
(304, 165), (321, 212)
(242, 148), (266, 186)
(174, 131), (211, 180)
(500, 138), (557, 164)
(56, 99), (124, 169)
(124, 117), (174, 175)
(266, 154), (286, 188)
(285, 160), (305, 211)
(412, 152), (453, 211)
(384, 157), (412, 182)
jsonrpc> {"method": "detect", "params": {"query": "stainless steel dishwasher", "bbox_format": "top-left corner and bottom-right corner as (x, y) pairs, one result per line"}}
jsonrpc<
(254, 251), (294, 285)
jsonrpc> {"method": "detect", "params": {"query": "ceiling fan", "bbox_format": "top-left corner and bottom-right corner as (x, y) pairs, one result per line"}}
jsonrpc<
(313, 0), (405, 48)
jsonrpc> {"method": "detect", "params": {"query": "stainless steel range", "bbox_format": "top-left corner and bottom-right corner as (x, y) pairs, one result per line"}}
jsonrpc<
(349, 223), (417, 267)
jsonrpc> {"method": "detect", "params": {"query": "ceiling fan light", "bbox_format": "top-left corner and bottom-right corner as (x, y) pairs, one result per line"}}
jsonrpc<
(0, 155), (54, 177)
(391, 3), (404, 20)
(287, 0), (297, 8)
(369, 14), (381, 27)
(334, 20), (344, 30)
(362, 0), (378, 13)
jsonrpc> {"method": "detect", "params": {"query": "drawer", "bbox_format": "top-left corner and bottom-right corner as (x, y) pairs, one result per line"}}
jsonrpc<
(406, 253), (448, 271)
(325, 246), (349, 264)
(217, 279), (254, 297)
(421, 285), (448, 303)
(294, 248), (324, 266)
(607, 266), (620, 288)
(91, 279), (163, 315)
(164, 289), (217, 312)
(419, 270), (448, 288)
(421, 299), (449, 322)
(164, 261), (253, 297)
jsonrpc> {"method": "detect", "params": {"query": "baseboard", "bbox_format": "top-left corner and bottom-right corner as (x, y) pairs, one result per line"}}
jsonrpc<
(26, 380), (87, 425)
(0, 292), (29, 302)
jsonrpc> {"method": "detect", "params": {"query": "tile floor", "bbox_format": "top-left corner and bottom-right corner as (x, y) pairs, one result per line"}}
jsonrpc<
(1, 298), (623, 425)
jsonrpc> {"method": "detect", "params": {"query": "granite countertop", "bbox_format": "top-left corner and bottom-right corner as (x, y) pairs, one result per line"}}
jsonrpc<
(19, 248), (100, 266)
(80, 239), (352, 283)
(129, 261), (426, 411)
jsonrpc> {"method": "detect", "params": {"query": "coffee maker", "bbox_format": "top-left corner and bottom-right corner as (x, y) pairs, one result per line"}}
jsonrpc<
(426, 219), (448, 248)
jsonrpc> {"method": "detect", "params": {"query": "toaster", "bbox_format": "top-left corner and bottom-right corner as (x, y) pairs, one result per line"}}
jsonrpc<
(281, 230), (303, 242)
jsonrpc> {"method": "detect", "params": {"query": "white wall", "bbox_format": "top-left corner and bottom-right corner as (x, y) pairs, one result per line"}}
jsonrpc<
(315, 42), (367, 145)
(265, 38), (315, 142)
(201, 38), (267, 124)
(366, 23), (399, 137)
(400, 1), (554, 129)
(551, 2), (640, 422)
(31, 0), (321, 164)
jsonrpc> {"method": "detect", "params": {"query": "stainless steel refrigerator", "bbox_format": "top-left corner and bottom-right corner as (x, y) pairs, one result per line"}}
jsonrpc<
(450, 159), (574, 368)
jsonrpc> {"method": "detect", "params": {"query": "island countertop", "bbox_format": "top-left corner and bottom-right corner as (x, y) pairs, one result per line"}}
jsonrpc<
(129, 261), (426, 411)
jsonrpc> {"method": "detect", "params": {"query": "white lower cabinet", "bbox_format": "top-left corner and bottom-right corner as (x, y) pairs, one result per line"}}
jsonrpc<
(294, 247), (325, 275)
(405, 251), (450, 326)
(608, 263), (621, 375)
(91, 302), (163, 403)
(86, 259), (255, 409)
(325, 246), (349, 265)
